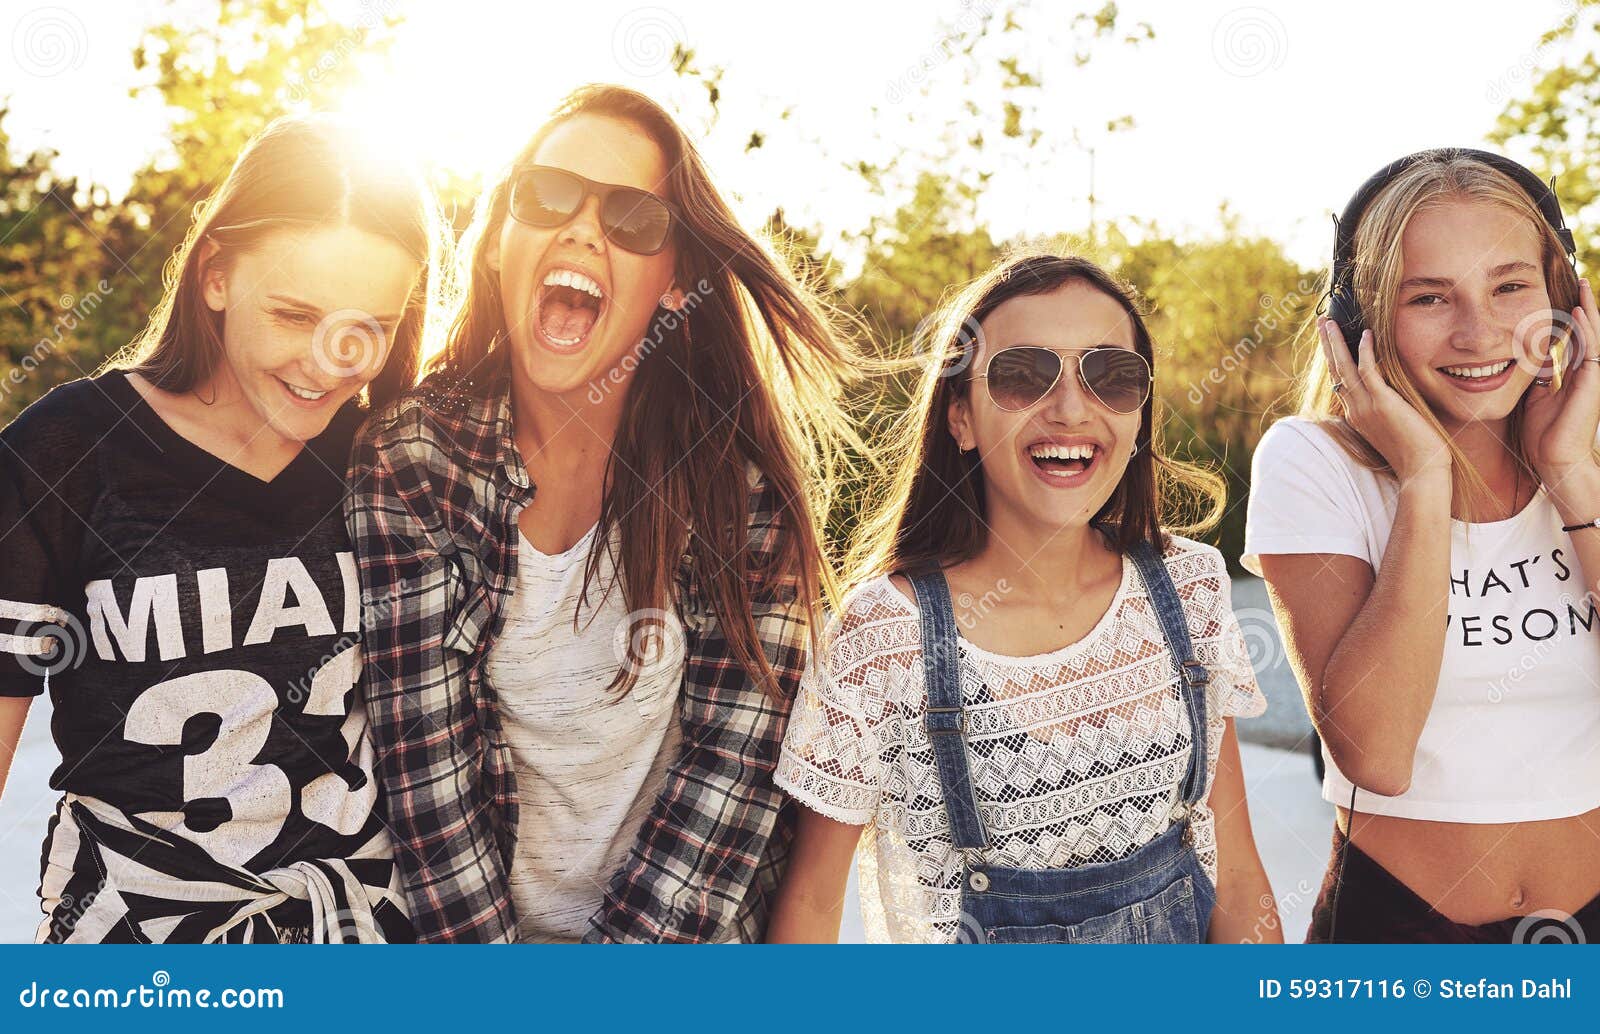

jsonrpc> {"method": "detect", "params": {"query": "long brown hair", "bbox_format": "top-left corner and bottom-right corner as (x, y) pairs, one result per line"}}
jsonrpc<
(113, 113), (444, 412)
(428, 84), (870, 697)
(846, 253), (1225, 588)
(1294, 152), (1584, 520)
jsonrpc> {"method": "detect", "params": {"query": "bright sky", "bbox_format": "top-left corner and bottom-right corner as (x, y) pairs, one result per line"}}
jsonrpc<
(0, 0), (1584, 266)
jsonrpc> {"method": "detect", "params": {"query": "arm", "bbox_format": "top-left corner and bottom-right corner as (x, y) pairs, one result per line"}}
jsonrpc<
(1253, 319), (1456, 796)
(765, 808), (862, 943)
(0, 404), (82, 803)
(1546, 464), (1600, 601)
(1524, 280), (1600, 606)
(1258, 470), (1452, 796)
(345, 430), (515, 943)
(585, 472), (806, 943)
(1205, 718), (1279, 943)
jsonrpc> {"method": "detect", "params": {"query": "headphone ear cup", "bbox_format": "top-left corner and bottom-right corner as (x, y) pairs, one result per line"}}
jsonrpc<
(1327, 279), (1365, 360)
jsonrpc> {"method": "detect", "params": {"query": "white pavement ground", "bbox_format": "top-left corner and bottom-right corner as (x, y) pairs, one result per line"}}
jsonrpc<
(0, 576), (1334, 944)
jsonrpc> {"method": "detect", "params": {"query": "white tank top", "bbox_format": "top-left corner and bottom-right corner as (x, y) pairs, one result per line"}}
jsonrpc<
(484, 523), (683, 941)
(1244, 416), (1600, 823)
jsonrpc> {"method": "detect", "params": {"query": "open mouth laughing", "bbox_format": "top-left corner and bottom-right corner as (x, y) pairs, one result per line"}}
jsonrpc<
(534, 266), (609, 353)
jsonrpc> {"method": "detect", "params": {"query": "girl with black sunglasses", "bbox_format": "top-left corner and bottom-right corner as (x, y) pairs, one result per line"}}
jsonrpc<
(768, 254), (1278, 943)
(345, 85), (872, 942)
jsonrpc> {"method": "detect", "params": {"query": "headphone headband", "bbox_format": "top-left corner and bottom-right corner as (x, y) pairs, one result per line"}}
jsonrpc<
(1327, 147), (1577, 352)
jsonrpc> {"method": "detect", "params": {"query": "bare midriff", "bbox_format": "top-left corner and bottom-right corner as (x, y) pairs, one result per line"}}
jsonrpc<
(1341, 805), (1600, 924)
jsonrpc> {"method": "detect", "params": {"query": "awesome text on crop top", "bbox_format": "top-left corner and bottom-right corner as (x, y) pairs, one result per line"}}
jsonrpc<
(1243, 416), (1600, 824)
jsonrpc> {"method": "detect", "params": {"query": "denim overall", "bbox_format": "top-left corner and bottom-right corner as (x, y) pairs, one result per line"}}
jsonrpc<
(906, 540), (1215, 944)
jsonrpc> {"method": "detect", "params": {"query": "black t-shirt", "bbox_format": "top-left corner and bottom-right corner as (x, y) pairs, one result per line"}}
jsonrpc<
(0, 370), (385, 875)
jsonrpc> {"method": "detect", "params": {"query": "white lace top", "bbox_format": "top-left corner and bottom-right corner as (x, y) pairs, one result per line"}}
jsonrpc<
(774, 535), (1267, 943)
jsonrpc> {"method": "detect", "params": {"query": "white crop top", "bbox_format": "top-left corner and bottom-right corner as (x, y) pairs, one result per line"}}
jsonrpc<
(1243, 416), (1600, 823)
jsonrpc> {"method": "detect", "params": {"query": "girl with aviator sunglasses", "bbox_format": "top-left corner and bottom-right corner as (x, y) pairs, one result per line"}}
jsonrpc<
(768, 254), (1279, 943)
(346, 85), (869, 942)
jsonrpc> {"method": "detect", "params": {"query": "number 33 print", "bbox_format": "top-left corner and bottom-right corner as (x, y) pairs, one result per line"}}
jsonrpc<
(121, 643), (377, 867)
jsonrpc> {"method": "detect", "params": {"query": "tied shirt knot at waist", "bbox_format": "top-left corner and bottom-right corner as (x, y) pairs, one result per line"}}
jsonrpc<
(41, 793), (411, 944)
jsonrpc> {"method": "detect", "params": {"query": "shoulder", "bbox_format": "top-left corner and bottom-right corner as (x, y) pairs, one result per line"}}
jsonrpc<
(1156, 533), (1229, 588)
(815, 574), (921, 673)
(839, 574), (918, 629)
(2, 374), (119, 465)
(1254, 415), (1369, 478)
(351, 371), (503, 484)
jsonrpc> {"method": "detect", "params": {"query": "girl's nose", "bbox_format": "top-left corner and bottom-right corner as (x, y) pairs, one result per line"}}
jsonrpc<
(1039, 357), (1093, 421)
(559, 197), (605, 252)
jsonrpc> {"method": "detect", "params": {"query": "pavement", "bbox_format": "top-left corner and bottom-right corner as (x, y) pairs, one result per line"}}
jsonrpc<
(0, 576), (1334, 944)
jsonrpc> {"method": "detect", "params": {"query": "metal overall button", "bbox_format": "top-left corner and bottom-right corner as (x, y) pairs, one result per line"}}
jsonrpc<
(968, 871), (990, 892)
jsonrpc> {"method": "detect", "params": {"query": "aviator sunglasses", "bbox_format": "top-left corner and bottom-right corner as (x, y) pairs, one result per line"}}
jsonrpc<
(508, 165), (677, 255)
(971, 345), (1153, 414)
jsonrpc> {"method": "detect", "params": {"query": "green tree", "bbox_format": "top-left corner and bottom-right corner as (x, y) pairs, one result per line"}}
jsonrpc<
(1489, 0), (1600, 270)
(1089, 211), (1316, 563)
(0, 109), (132, 423)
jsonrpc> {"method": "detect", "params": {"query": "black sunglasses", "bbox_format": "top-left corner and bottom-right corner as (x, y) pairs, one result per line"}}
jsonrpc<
(508, 165), (677, 255)
(971, 345), (1152, 415)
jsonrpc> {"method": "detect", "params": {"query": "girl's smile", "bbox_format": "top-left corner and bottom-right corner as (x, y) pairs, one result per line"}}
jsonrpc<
(532, 263), (611, 354)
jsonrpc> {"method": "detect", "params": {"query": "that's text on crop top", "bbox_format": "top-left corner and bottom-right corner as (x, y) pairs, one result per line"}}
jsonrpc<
(1243, 416), (1600, 824)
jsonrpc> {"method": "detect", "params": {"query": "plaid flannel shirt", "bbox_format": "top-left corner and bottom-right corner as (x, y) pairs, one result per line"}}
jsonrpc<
(344, 373), (803, 943)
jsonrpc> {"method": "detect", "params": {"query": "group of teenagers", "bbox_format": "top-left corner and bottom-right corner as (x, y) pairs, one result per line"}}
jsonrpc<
(3, 83), (1600, 945)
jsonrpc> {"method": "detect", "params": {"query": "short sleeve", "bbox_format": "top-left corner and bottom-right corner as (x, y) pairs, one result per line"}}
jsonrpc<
(1205, 575), (1269, 722)
(0, 388), (92, 697)
(1241, 418), (1374, 575)
(773, 588), (895, 826)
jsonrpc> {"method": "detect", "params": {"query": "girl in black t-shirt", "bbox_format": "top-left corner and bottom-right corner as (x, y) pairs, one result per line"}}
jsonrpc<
(0, 115), (442, 943)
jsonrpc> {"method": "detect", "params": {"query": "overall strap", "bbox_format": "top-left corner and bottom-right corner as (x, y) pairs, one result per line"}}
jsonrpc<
(1126, 541), (1211, 808)
(905, 570), (990, 851)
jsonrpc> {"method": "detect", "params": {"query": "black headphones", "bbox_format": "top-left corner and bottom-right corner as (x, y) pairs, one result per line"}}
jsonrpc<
(1326, 147), (1578, 357)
